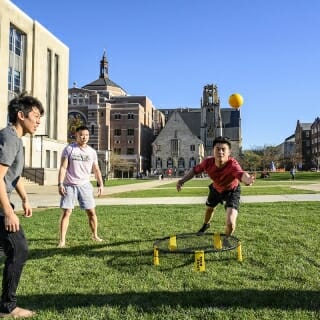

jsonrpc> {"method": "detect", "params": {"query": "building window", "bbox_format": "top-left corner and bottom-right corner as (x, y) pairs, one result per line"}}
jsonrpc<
(167, 157), (173, 168)
(53, 151), (58, 168)
(114, 113), (121, 120)
(114, 148), (121, 154)
(178, 157), (185, 168)
(91, 125), (94, 135)
(127, 128), (134, 136)
(8, 26), (26, 96)
(190, 144), (195, 151)
(128, 113), (134, 120)
(9, 25), (24, 56)
(189, 157), (196, 168)
(156, 157), (162, 168)
(45, 150), (50, 168)
(170, 139), (180, 156)
(115, 140), (120, 144)
(127, 148), (134, 155)
(114, 129), (121, 136)
(128, 140), (134, 144)
(13, 70), (21, 92)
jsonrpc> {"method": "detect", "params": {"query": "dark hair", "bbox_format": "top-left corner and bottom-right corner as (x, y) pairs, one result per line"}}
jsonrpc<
(8, 92), (44, 124)
(212, 136), (231, 148)
(76, 125), (89, 132)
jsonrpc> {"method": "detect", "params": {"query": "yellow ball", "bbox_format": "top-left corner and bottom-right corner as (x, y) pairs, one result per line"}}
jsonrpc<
(229, 93), (244, 109)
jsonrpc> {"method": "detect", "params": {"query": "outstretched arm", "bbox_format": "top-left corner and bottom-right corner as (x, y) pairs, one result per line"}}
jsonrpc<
(241, 172), (255, 186)
(176, 168), (196, 192)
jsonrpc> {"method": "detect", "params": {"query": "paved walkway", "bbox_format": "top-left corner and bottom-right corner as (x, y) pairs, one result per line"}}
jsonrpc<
(10, 178), (320, 211)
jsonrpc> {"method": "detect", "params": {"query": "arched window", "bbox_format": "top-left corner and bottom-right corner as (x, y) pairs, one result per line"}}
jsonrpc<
(178, 157), (185, 168)
(167, 157), (173, 168)
(156, 157), (162, 168)
(189, 157), (196, 168)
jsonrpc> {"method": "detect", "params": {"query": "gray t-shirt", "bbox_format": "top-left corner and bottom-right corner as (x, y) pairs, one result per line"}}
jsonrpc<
(0, 126), (24, 195)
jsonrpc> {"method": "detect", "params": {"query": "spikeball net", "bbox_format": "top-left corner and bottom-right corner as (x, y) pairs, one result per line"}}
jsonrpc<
(153, 232), (242, 271)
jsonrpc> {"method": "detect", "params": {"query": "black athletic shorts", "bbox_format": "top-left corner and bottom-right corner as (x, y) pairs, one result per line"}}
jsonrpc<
(206, 184), (241, 210)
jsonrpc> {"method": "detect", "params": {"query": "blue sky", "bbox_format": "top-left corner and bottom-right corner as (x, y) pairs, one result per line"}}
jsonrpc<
(11, 0), (320, 150)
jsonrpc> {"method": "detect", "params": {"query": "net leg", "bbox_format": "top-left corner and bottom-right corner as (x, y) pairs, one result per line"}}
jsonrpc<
(153, 247), (160, 266)
(237, 243), (243, 262)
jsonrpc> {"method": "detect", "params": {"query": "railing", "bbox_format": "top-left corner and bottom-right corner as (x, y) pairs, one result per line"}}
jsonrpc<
(22, 168), (45, 185)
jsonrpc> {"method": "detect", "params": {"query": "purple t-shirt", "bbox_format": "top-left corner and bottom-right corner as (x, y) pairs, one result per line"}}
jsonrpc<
(62, 143), (98, 186)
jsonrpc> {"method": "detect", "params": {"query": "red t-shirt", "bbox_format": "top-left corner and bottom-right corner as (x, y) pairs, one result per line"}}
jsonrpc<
(193, 157), (244, 193)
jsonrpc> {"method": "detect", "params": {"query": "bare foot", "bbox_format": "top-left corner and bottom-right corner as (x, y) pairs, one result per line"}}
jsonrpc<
(57, 242), (66, 248)
(0, 306), (36, 318)
(92, 236), (103, 242)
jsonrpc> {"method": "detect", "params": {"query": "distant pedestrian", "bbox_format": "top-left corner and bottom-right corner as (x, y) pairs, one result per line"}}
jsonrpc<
(57, 125), (104, 248)
(290, 167), (296, 180)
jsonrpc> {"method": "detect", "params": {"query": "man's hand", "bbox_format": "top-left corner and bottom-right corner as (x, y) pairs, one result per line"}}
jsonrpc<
(22, 200), (33, 217)
(176, 181), (183, 192)
(97, 186), (103, 197)
(5, 213), (20, 232)
(242, 172), (256, 186)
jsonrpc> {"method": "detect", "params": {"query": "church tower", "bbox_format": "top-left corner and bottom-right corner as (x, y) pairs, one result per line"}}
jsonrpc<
(100, 50), (109, 79)
(200, 84), (222, 155)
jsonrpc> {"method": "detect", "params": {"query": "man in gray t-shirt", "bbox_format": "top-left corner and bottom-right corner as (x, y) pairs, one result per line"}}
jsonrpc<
(0, 127), (24, 202)
(0, 93), (44, 318)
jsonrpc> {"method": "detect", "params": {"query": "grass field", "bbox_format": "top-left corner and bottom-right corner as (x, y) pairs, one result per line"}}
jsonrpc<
(4, 197), (320, 319)
(103, 172), (320, 198)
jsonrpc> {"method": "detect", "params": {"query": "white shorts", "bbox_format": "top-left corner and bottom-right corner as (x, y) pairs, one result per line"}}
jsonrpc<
(60, 182), (95, 210)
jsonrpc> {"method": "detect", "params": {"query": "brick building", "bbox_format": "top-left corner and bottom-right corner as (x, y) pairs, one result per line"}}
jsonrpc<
(68, 52), (164, 178)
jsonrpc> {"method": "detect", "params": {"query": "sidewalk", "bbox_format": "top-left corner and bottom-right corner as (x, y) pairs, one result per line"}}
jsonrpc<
(10, 179), (320, 211)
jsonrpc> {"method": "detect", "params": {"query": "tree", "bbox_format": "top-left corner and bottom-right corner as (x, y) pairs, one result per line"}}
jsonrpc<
(240, 150), (262, 171)
(110, 154), (135, 178)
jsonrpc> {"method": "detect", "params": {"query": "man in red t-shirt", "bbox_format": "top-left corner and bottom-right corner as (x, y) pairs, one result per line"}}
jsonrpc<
(176, 136), (255, 236)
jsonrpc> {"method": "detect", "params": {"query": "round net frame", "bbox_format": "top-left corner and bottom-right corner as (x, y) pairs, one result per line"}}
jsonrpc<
(153, 232), (240, 254)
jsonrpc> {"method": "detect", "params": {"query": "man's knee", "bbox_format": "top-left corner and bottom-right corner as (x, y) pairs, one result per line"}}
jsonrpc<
(86, 209), (96, 217)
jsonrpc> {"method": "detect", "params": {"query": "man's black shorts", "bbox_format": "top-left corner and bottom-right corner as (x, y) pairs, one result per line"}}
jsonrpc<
(206, 184), (241, 210)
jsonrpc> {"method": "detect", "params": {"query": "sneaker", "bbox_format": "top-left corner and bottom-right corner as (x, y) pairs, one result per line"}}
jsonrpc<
(197, 223), (210, 234)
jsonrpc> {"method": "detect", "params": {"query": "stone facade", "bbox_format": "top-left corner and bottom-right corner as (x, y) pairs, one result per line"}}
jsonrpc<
(152, 111), (204, 176)
(0, 0), (69, 185)
(294, 120), (312, 170)
(311, 117), (320, 169)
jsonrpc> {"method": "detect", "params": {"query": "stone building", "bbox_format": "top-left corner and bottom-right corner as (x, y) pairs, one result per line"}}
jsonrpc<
(311, 117), (320, 170)
(0, 0), (69, 185)
(294, 120), (312, 170)
(152, 110), (204, 176)
(68, 52), (164, 178)
(152, 84), (242, 176)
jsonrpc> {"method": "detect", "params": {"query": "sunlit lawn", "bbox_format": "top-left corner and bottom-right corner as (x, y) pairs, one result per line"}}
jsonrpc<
(8, 201), (320, 319)
(3, 171), (319, 319)
(103, 172), (320, 198)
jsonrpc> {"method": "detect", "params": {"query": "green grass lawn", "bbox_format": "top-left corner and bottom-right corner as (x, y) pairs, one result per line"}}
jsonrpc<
(104, 173), (320, 198)
(6, 201), (320, 319)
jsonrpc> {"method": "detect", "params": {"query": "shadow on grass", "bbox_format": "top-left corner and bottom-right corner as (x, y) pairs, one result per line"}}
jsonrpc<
(27, 238), (155, 259)
(26, 238), (236, 271)
(21, 289), (319, 312)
